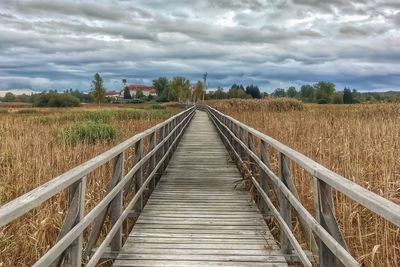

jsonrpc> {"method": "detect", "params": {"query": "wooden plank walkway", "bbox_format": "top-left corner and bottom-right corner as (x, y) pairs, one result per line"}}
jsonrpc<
(114, 111), (288, 266)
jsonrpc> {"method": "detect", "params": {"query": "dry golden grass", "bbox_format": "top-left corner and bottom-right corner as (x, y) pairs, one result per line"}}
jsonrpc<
(208, 99), (400, 266)
(0, 106), (179, 266)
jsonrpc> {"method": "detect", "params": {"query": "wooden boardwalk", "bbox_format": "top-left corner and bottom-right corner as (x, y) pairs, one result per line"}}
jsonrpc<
(113, 111), (288, 266)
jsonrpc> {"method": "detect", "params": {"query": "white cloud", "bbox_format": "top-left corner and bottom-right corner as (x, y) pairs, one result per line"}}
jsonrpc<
(0, 0), (399, 92)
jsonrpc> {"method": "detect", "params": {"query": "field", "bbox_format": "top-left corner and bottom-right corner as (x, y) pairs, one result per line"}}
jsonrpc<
(1, 100), (399, 266)
(207, 99), (400, 266)
(0, 104), (180, 266)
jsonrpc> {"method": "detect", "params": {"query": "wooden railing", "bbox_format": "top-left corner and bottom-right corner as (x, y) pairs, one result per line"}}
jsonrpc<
(0, 105), (196, 266)
(206, 105), (400, 267)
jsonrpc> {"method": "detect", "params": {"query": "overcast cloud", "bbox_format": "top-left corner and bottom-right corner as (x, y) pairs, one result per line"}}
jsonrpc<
(0, 0), (399, 92)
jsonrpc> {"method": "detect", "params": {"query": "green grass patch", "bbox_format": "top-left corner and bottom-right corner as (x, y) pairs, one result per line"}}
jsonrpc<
(61, 109), (176, 123)
(148, 104), (166, 110)
(58, 121), (117, 144)
(0, 109), (8, 114)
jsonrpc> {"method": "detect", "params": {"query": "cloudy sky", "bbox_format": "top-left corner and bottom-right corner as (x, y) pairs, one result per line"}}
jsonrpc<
(0, 0), (399, 92)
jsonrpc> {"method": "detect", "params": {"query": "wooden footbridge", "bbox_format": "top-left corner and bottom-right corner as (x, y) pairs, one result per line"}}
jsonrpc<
(1, 106), (399, 267)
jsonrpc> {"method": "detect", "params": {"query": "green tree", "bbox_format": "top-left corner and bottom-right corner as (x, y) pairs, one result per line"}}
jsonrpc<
(135, 90), (145, 99)
(245, 84), (261, 99)
(300, 85), (315, 102)
(123, 87), (131, 99)
(193, 81), (204, 102)
(272, 88), (286, 97)
(333, 92), (343, 104)
(352, 89), (361, 103)
(153, 77), (169, 101)
(228, 84), (250, 99)
(209, 87), (227, 99)
(91, 73), (106, 106)
(4, 92), (15, 102)
(287, 86), (297, 98)
(314, 81), (336, 103)
(169, 76), (190, 102)
(343, 88), (353, 104)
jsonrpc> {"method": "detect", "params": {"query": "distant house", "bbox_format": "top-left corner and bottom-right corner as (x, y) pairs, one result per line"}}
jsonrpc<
(105, 91), (120, 101)
(126, 85), (157, 97)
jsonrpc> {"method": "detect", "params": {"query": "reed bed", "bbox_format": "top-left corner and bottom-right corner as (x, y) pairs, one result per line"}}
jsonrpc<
(0, 106), (179, 266)
(208, 99), (400, 266)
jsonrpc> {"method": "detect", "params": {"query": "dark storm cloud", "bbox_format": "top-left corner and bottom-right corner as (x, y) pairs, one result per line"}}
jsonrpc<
(0, 0), (399, 92)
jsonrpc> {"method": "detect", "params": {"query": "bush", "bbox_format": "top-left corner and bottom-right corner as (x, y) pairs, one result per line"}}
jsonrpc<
(317, 99), (329, 104)
(33, 93), (80, 107)
(0, 109), (8, 114)
(58, 121), (117, 144)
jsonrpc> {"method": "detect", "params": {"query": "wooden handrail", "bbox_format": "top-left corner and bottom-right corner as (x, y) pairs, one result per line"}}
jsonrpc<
(0, 106), (195, 227)
(0, 105), (196, 266)
(207, 106), (400, 227)
(206, 105), (400, 267)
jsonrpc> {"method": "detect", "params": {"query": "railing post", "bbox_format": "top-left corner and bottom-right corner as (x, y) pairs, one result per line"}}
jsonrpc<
(279, 153), (292, 254)
(148, 132), (156, 192)
(314, 178), (348, 267)
(260, 140), (270, 216)
(166, 121), (172, 161)
(172, 118), (177, 150)
(64, 177), (86, 267)
(110, 153), (124, 251)
(232, 124), (239, 156)
(134, 139), (143, 212)
(162, 125), (168, 171)
(247, 132), (256, 174)
(238, 127), (244, 159)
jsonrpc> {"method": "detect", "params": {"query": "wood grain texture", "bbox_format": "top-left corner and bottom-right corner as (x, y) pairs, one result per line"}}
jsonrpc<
(114, 111), (287, 267)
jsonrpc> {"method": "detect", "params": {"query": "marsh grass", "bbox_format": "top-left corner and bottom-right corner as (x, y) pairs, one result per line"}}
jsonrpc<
(0, 106), (179, 266)
(210, 101), (400, 266)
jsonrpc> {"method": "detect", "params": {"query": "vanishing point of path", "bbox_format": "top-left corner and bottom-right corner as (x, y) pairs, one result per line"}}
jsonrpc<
(113, 111), (288, 266)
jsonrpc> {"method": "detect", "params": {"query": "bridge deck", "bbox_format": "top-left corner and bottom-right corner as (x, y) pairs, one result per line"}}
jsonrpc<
(114, 111), (287, 266)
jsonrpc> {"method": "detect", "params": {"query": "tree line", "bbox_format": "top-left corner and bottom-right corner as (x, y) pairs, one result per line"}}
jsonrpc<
(2, 73), (399, 106)
(269, 82), (387, 104)
(206, 81), (400, 104)
(152, 76), (204, 102)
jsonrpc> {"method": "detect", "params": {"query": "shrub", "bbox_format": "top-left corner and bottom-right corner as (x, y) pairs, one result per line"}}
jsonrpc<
(58, 121), (117, 144)
(33, 93), (80, 107)
(317, 99), (329, 104)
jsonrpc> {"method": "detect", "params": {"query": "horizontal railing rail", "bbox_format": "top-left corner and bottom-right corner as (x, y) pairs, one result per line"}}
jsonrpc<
(205, 105), (400, 267)
(0, 105), (196, 266)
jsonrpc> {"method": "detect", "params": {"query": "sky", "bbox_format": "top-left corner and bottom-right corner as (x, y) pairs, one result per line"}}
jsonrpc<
(0, 0), (399, 93)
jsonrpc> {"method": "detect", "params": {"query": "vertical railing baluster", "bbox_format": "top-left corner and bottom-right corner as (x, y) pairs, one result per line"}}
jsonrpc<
(314, 178), (348, 267)
(64, 177), (86, 267)
(279, 153), (292, 254)
(260, 140), (270, 216)
(238, 127), (244, 159)
(110, 153), (124, 251)
(148, 132), (156, 192)
(247, 132), (256, 174)
(232, 124), (238, 155)
(134, 139), (143, 212)
(162, 124), (168, 171)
